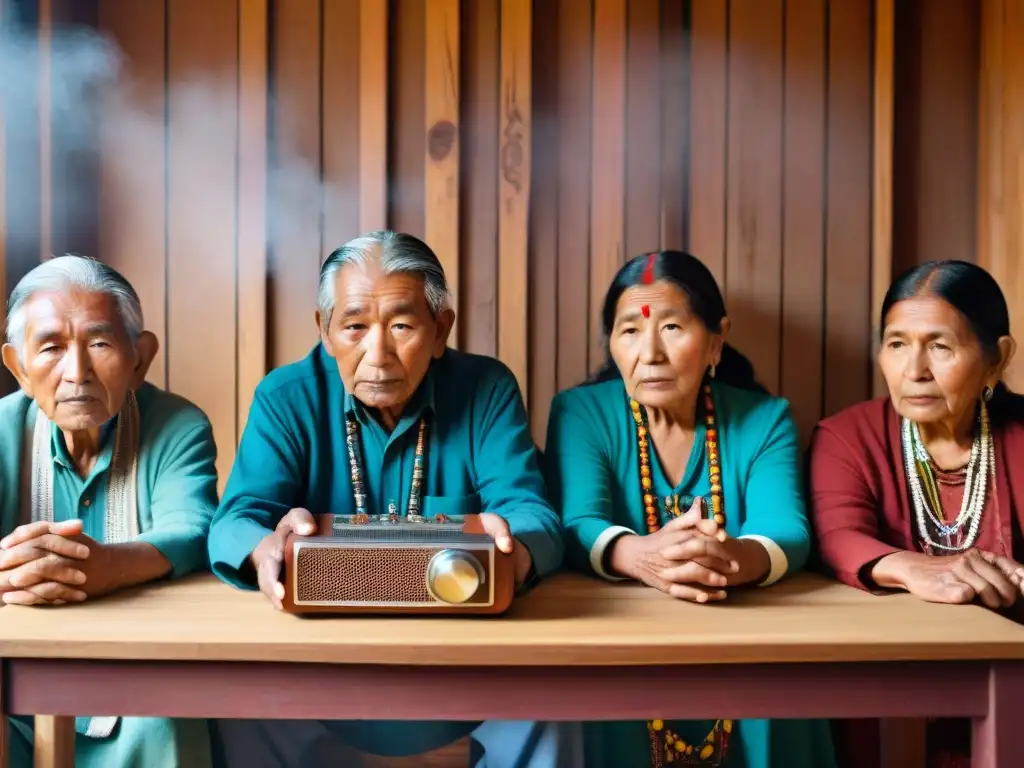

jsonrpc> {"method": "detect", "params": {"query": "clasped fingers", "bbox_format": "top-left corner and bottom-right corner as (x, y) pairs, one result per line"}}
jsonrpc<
(659, 534), (738, 574)
(658, 560), (729, 591)
(1, 554), (88, 592)
(2, 581), (88, 606)
(0, 535), (90, 571)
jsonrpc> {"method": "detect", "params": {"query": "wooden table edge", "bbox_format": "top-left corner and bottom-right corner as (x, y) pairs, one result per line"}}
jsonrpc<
(6, 658), (1024, 768)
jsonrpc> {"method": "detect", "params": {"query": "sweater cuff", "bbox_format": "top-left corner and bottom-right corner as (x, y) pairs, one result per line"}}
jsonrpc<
(590, 526), (636, 582)
(737, 534), (788, 586)
(209, 516), (272, 589)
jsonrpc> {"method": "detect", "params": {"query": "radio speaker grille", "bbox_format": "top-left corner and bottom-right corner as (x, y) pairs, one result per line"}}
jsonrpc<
(295, 547), (435, 603)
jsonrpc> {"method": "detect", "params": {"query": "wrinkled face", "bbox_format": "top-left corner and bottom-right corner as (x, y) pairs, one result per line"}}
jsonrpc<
(879, 296), (1003, 426)
(318, 260), (452, 413)
(3, 289), (140, 431)
(609, 280), (725, 411)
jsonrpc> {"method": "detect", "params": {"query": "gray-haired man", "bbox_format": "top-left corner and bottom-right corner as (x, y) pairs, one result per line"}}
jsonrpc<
(1, 255), (219, 768)
(208, 231), (581, 766)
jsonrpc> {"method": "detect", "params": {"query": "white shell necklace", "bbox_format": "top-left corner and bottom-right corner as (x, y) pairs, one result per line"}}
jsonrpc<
(901, 398), (992, 553)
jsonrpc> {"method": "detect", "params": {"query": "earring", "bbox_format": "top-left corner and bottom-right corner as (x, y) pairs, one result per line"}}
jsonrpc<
(709, 364), (717, 379)
(983, 385), (994, 402)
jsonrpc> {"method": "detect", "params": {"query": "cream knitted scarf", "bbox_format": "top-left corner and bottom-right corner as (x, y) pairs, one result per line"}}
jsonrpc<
(29, 388), (141, 739)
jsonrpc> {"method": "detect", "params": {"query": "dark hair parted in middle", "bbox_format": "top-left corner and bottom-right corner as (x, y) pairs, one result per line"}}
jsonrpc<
(880, 259), (1011, 366)
(591, 250), (766, 394)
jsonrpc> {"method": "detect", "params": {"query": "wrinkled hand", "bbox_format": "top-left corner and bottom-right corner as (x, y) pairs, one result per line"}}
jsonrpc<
(609, 498), (739, 603)
(0, 520), (95, 606)
(873, 549), (1023, 609)
(251, 508), (317, 610)
(478, 513), (533, 587)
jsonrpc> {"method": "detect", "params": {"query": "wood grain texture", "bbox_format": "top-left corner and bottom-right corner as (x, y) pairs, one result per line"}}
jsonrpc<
(872, 0), (895, 400)
(660, 0), (687, 252)
(359, 0), (388, 232)
(459, 0), (499, 357)
(38, 0), (52, 261)
(3, 573), (1024, 665)
(98, 0), (169, 389)
(892, 0), (979, 276)
(498, 0), (531, 396)
(588, 0), (625, 375)
(390, 0), (426, 238)
(267, 0), (320, 370)
(555, 0), (592, 387)
(978, 0), (1024, 392)
(725, 0), (785, 393)
(688, 0), (729, 287)
(321, 0), (361, 254)
(63, 1), (888, 461)
(425, 0), (460, 345)
(166, 0), (240, 485)
(624, 0), (661, 260)
(780, 0), (826, 446)
(823, 0), (873, 416)
(34, 714), (73, 768)
(528, 0), (559, 446)
(237, 0), (268, 437)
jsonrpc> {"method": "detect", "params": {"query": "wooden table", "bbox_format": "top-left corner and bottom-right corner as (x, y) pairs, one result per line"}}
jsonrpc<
(2, 572), (1024, 767)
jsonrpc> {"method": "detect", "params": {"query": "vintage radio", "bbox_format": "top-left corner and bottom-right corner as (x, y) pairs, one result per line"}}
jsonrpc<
(281, 513), (516, 615)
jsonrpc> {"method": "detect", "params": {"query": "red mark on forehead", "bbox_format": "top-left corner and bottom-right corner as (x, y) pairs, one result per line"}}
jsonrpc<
(642, 253), (657, 285)
(641, 304), (650, 318)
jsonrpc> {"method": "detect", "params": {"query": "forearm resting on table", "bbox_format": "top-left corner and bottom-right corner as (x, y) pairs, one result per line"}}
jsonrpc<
(106, 541), (174, 591)
(868, 550), (930, 590)
(730, 537), (772, 586)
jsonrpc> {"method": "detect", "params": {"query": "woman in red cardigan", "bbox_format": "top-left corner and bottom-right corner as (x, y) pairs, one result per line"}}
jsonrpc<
(808, 260), (1022, 768)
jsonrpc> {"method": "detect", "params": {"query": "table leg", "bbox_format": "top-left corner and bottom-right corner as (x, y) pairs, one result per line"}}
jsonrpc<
(34, 716), (74, 768)
(972, 661), (1024, 768)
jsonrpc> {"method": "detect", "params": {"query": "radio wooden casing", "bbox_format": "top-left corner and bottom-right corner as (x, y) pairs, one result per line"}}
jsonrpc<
(281, 513), (515, 616)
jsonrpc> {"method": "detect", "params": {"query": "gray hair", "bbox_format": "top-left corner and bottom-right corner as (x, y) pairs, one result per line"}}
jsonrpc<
(5, 255), (144, 360)
(318, 230), (451, 330)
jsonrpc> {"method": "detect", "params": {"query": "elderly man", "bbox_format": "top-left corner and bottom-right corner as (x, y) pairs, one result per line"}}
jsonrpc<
(208, 230), (579, 767)
(0, 255), (219, 768)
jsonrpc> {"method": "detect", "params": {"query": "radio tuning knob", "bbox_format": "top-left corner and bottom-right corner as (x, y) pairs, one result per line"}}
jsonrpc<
(426, 549), (484, 604)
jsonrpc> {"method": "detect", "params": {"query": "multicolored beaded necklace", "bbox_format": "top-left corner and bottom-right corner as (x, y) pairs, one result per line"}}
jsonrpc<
(630, 381), (733, 767)
(344, 415), (429, 523)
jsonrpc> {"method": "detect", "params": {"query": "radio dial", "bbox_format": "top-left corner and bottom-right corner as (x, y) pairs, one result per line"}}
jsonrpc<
(427, 549), (484, 604)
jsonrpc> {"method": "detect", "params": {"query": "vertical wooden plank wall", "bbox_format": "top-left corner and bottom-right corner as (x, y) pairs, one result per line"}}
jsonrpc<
(978, 0), (1024, 392)
(425, 0), (460, 344)
(98, 0), (169, 389)
(6, 0), (888, 454)
(237, 0), (269, 437)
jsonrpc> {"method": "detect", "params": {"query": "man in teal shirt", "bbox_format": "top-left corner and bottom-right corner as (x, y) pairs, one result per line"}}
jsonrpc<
(208, 230), (579, 767)
(0, 255), (219, 767)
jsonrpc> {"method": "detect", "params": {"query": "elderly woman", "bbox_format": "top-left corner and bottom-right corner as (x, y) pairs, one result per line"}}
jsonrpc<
(808, 260), (1022, 767)
(543, 250), (836, 768)
(0, 256), (219, 768)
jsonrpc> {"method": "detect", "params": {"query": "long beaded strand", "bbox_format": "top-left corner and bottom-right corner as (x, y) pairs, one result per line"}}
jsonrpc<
(343, 417), (429, 525)
(630, 381), (733, 767)
(902, 399), (992, 552)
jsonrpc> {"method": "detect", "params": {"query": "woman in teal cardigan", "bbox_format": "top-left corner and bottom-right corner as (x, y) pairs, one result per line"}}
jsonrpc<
(543, 251), (836, 768)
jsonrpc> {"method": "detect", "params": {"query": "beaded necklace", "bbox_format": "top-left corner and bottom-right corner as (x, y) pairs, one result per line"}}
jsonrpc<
(630, 381), (733, 768)
(345, 415), (428, 523)
(901, 399), (992, 553)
